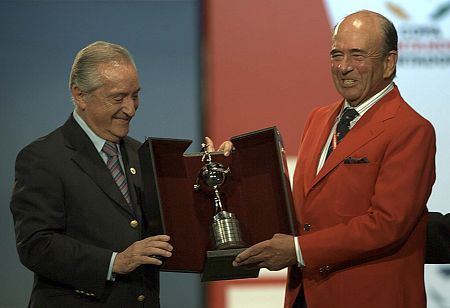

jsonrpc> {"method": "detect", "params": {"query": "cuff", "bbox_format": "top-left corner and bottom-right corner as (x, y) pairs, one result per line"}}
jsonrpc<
(107, 252), (118, 281)
(293, 236), (305, 267)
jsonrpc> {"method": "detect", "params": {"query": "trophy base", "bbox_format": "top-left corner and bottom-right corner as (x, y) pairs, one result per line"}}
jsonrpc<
(201, 248), (260, 282)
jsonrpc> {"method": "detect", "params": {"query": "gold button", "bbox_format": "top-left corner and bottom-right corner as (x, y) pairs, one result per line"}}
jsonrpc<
(137, 294), (145, 302)
(130, 167), (136, 175)
(130, 220), (139, 228)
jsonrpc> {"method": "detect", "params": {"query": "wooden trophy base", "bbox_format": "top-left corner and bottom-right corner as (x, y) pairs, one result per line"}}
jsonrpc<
(201, 248), (260, 282)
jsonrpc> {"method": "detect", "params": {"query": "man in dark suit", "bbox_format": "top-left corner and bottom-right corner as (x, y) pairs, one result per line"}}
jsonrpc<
(232, 10), (436, 308)
(10, 41), (175, 307)
(427, 212), (450, 264)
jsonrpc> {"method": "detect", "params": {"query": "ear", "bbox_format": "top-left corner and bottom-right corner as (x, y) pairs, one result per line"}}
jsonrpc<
(383, 50), (398, 79)
(71, 86), (88, 110)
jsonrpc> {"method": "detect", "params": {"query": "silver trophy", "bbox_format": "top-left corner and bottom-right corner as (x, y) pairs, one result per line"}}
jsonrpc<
(194, 143), (246, 250)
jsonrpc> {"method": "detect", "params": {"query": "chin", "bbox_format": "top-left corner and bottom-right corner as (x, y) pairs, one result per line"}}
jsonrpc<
(112, 126), (129, 135)
(117, 133), (129, 140)
(110, 131), (129, 141)
(341, 92), (361, 103)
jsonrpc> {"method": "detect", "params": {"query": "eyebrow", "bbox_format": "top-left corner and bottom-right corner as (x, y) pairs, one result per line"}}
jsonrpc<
(107, 88), (141, 98)
(349, 48), (367, 54)
(330, 48), (367, 55)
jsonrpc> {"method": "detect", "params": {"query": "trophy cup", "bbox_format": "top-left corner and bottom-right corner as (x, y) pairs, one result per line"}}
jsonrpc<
(194, 143), (246, 250)
(194, 143), (258, 281)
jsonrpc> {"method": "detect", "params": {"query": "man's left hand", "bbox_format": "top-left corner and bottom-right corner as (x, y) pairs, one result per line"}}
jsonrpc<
(232, 233), (297, 271)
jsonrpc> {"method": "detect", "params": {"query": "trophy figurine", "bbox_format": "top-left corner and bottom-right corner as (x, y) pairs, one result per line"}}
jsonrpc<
(194, 143), (246, 250)
(194, 143), (258, 281)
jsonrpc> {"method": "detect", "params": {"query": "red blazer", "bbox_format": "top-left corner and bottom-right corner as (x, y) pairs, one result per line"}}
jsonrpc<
(285, 86), (436, 308)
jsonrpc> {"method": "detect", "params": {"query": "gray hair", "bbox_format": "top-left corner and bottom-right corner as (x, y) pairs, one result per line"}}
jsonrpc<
(378, 13), (398, 56)
(69, 41), (136, 97)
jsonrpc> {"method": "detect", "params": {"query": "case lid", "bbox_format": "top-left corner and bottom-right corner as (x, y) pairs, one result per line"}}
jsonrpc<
(138, 127), (297, 272)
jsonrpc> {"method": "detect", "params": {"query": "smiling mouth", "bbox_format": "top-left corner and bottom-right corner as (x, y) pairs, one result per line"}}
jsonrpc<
(341, 79), (357, 86)
(114, 117), (130, 123)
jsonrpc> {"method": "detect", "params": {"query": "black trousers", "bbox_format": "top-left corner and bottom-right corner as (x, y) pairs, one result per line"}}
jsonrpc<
(292, 287), (307, 308)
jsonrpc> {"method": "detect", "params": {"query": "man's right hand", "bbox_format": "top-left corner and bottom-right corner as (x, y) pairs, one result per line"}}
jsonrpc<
(204, 137), (233, 157)
(112, 235), (173, 274)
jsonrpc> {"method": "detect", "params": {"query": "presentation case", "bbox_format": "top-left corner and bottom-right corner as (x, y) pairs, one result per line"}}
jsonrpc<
(138, 127), (297, 280)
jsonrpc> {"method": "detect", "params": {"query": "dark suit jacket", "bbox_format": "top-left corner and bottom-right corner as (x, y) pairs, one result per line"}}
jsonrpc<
(285, 86), (436, 308)
(10, 115), (160, 307)
(426, 212), (450, 263)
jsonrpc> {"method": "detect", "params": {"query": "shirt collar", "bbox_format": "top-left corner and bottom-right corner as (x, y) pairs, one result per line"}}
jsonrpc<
(342, 82), (394, 115)
(73, 110), (107, 153)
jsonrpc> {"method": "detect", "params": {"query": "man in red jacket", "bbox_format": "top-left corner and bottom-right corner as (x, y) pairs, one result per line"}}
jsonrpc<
(233, 10), (436, 308)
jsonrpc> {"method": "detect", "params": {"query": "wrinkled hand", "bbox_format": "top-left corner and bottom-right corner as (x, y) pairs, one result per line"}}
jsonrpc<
(204, 136), (234, 157)
(232, 233), (297, 271)
(113, 235), (173, 274)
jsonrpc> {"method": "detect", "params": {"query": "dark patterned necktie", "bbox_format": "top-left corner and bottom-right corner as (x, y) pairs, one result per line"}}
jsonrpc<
(102, 141), (131, 205)
(326, 108), (359, 158)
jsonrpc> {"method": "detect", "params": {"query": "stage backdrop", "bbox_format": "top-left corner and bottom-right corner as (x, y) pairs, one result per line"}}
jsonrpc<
(0, 1), (204, 307)
(204, 1), (450, 307)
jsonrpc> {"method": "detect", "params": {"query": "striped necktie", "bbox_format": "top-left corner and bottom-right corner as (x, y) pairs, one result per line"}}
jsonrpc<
(326, 108), (359, 159)
(102, 141), (131, 205)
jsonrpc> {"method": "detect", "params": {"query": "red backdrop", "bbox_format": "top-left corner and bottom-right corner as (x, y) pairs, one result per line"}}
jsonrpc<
(203, 0), (339, 156)
(203, 2), (339, 307)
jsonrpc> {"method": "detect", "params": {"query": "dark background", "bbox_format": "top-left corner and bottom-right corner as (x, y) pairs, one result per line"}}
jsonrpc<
(0, 1), (203, 307)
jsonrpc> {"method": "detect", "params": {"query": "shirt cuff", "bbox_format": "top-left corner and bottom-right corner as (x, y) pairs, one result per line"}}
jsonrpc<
(294, 236), (305, 267)
(107, 252), (118, 281)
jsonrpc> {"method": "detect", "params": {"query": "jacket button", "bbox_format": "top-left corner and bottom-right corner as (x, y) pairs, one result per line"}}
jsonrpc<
(303, 223), (311, 232)
(319, 265), (331, 273)
(137, 294), (145, 302)
(130, 220), (139, 228)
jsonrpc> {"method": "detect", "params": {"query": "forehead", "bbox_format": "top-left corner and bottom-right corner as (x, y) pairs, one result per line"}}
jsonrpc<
(98, 61), (137, 79)
(97, 62), (139, 89)
(332, 16), (382, 51)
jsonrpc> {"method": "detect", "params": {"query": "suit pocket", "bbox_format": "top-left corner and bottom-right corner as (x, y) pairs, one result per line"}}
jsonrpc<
(331, 162), (380, 216)
(39, 286), (74, 298)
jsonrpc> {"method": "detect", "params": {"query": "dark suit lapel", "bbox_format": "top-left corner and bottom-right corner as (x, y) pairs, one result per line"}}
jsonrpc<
(310, 86), (401, 190)
(61, 115), (134, 215)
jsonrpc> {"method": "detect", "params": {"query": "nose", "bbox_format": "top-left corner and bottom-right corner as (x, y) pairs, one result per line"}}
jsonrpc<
(122, 96), (138, 117)
(338, 56), (353, 74)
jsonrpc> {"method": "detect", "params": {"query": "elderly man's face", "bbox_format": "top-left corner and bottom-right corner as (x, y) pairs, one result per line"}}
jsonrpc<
(74, 62), (140, 143)
(330, 15), (396, 106)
